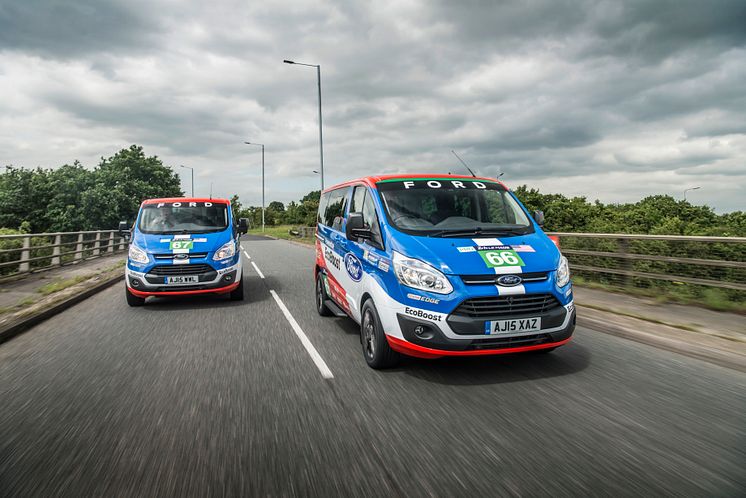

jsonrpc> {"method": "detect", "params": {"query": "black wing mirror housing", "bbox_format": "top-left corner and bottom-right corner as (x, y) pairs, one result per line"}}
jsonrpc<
(346, 212), (372, 241)
(118, 221), (130, 236)
(533, 210), (545, 227)
(238, 218), (250, 235)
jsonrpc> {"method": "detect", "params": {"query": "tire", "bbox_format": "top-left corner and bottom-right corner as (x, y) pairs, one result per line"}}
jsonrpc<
(315, 272), (333, 316)
(360, 299), (400, 369)
(125, 286), (145, 307)
(229, 278), (245, 301)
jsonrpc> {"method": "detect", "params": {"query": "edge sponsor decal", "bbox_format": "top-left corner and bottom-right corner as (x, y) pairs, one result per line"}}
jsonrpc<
(193, 237), (207, 243)
(457, 246), (476, 253)
(404, 306), (443, 322)
(406, 293), (440, 304)
(324, 246), (341, 270)
(478, 248), (525, 268)
(344, 253), (363, 281)
(377, 259), (390, 272)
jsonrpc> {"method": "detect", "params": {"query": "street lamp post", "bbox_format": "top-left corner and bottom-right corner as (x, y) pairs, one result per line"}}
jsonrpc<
(244, 142), (265, 232)
(179, 165), (194, 197)
(683, 186), (701, 201)
(283, 59), (324, 191)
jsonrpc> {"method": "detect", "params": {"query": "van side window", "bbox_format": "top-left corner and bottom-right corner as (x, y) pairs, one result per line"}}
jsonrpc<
(317, 192), (330, 226)
(351, 185), (366, 213)
(351, 186), (384, 249)
(324, 187), (350, 231)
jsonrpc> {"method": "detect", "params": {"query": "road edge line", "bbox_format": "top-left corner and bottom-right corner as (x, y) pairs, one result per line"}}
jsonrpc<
(270, 289), (334, 379)
(0, 272), (125, 345)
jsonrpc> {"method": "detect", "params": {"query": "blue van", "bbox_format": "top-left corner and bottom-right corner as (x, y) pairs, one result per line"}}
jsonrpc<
(120, 197), (248, 306)
(314, 174), (575, 369)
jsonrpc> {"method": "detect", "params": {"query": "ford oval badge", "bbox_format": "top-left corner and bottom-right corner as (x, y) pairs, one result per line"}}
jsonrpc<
(497, 274), (522, 287)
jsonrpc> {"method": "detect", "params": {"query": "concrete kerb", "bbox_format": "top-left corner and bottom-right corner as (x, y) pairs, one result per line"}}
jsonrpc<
(577, 305), (746, 373)
(0, 272), (124, 344)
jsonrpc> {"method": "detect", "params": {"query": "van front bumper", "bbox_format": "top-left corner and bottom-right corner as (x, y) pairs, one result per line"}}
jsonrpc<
(125, 261), (241, 297)
(387, 304), (575, 359)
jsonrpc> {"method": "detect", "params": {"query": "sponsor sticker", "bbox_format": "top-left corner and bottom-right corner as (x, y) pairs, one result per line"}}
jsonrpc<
(193, 237), (207, 243)
(511, 244), (535, 253)
(404, 306), (442, 322)
(160, 238), (171, 243)
(169, 240), (193, 250)
(457, 246), (476, 253)
(324, 246), (341, 270)
(344, 253), (363, 281)
(406, 293), (440, 304)
(478, 249), (525, 268)
(173, 234), (192, 240)
(364, 250), (379, 265)
(378, 260), (390, 272)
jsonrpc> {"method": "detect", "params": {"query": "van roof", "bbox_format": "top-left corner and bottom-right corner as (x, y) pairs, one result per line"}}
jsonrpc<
(322, 173), (508, 193)
(141, 197), (231, 205)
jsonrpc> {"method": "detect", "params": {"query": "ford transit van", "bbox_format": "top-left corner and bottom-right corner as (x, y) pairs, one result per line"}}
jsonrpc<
(314, 175), (575, 369)
(121, 198), (248, 306)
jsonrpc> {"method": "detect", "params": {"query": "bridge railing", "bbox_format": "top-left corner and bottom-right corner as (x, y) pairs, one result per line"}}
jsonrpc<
(0, 230), (128, 280)
(546, 233), (746, 308)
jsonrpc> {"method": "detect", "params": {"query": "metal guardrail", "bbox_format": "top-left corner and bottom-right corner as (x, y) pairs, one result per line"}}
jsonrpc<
(546, 232), (746, 292)
(0, 230), (128, 280)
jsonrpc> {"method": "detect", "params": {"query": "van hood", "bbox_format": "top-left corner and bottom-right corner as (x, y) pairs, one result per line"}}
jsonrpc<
(132, 229), (232, 255)
(388, 230), (560, 275)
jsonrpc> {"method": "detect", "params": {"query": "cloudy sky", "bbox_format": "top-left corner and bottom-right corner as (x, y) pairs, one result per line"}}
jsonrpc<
(1, 0), (745, 212)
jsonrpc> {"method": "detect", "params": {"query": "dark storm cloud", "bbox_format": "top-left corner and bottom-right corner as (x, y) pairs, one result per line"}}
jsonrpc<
(1, 0), (745, 211)
(0, 0), (159, 58)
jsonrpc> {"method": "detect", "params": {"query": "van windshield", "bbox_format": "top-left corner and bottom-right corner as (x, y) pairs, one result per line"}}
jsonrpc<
(138, 202), (229, 234)
(377, 179), (533, 237)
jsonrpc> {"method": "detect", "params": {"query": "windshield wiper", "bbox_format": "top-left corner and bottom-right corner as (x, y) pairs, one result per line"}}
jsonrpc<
(429, 227), (527, 238)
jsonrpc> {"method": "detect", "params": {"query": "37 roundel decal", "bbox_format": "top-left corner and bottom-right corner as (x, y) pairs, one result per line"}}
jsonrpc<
(344, 253), (363, 281)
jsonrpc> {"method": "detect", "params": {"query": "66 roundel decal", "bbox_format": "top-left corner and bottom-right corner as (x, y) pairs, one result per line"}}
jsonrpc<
(344, 253), (363, 281)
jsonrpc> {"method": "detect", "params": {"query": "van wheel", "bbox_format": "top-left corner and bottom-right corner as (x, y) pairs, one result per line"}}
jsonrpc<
(361, 299), (400, 369)
(315, 273), (333, 316)
(229, 278), (244, 301)
(125, 286), (145, 307)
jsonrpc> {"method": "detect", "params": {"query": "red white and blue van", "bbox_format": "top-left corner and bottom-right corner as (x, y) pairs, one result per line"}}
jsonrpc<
(314, 175), (575, 369)
(121, 198), (248, 306)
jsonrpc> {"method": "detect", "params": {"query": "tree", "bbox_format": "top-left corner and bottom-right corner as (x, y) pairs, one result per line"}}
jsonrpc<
(0, 145), (182, 232)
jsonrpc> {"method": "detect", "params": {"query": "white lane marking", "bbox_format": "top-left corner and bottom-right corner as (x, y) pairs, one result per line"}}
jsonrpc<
(243, 250), (251, 259)
(250, 261), (265, 279)
(270, 290), (334, 379)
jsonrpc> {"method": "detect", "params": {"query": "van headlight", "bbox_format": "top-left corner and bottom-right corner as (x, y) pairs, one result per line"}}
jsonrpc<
(556, 256), (570, 287)
(393, 251), (453, 295)
(213, 241), (236, 261)
(128, 244), (149, 264)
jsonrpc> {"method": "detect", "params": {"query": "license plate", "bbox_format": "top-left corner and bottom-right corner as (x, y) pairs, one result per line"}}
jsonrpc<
(490, 317), (542, 334)
(164, 275), (198, 285)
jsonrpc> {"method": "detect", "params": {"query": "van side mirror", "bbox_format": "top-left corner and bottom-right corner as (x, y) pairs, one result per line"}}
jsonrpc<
(238, 218), (249, 235)
(346, 212), (372, 241)
(533, 210), (545, 227)
(118, 221), (130, 237)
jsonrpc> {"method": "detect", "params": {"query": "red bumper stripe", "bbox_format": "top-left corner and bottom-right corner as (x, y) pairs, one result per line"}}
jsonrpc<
(386, 334), (572, 359)
(127, 281), (239, 297)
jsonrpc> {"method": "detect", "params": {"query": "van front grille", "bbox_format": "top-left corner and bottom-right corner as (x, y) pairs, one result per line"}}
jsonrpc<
(452, 294), (560, 318)
(149, 264), (214, 276)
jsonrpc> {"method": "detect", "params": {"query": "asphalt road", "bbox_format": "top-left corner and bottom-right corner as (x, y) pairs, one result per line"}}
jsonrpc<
(1, 235), (744, 497)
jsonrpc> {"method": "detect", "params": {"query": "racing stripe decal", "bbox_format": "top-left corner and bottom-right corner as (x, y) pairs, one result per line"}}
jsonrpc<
(473, 238), (526, 296)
